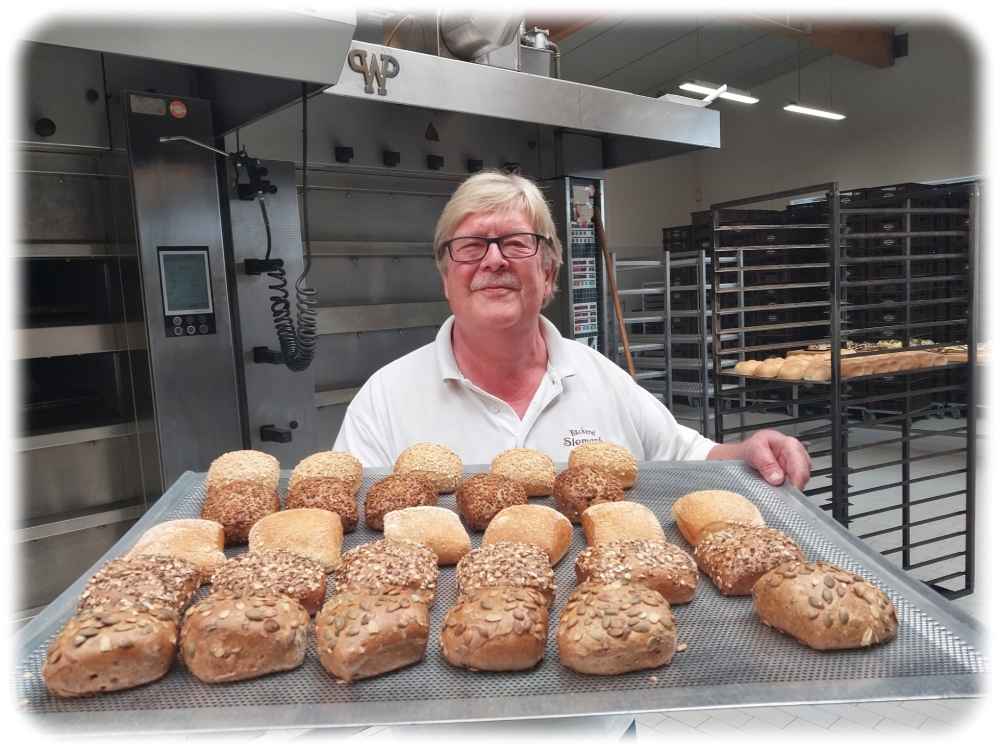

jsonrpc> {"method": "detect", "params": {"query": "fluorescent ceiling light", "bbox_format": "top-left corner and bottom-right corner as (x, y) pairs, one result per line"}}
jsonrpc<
(783, 102), (845, 120)
(679, 81), (759, 104)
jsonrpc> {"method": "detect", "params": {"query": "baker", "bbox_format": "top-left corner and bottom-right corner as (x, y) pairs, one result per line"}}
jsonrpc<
(334, 170), (811, 490)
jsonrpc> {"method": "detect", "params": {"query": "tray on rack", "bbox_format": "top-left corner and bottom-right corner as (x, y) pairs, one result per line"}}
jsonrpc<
(720, 362), (969, 385)
(15, 461), (985, 735)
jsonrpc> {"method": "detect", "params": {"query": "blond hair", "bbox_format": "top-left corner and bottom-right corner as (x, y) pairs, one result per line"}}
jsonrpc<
(433, 171), (563, 304)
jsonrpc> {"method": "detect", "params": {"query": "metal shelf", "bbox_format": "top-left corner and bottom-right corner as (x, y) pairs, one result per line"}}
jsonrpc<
(16, 322), (146, 359)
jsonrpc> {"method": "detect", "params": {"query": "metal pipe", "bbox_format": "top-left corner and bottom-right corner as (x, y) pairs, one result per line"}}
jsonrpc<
(157, 135), (229, 158)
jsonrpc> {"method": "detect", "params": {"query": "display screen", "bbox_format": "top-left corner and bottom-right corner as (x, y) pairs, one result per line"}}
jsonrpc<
(158, 248), (213, 315)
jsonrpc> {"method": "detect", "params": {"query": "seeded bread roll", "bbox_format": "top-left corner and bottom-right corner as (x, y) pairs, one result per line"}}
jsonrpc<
(456, 541), (556, 607)
(694, 522), (805, 596)
(127, 519), (227, 578)
(248, 507), (343, 573)
(553, 466), (625, 523)
(455, 472), (529, 531)
(316, 587), (430, 682)
(733, 359), (762, 376)
(383, 506), (471, 566)
(179, 591), (310, 683)
(490, 448), (556, 496)
(289, 451), (363, 493)
(568, 441), (638, 489)
(752, 560), (898, 650)
(557, 580), (677, 675)
(364, 473), (438, 530)
(42, 606), (178, 698)
(78, 555), (201, 618)
(205, 450), (280, 496)
(211, 549), (327, 615)
(756, 357), (785, 378)
(580, 501), (666, 547)
(482, 504), (573, 564)
(285, 477), (359, 532)
(394, 443), (463, 493)
(334, 539), (439, 604)
(671, 490), (765, 545)
(440, 587), (549, 672)
(574, 539), (698, 604)
(201, 479), (280, 545)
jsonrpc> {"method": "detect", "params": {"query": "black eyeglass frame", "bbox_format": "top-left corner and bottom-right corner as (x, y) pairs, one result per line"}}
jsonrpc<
(443, 232), (551, 264)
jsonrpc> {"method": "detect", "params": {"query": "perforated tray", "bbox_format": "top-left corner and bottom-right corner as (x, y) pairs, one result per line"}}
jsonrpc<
(15, 461), (986, 734)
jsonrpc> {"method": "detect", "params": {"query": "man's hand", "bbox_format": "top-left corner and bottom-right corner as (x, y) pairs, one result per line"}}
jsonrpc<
(707, 429), (812, 490)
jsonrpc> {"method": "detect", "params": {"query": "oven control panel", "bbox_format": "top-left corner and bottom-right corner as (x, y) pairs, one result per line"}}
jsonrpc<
(157, 246), (216, 337)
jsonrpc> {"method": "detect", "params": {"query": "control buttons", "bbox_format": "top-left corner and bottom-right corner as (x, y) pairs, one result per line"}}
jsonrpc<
(186, 325), (196, 335)
(198, 324), (209, 334)
(172, 316), (182, 325)
(173, 326), (184, 336)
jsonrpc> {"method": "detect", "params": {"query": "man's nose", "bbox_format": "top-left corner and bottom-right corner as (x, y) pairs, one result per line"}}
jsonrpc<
(479, 239), (509, 270)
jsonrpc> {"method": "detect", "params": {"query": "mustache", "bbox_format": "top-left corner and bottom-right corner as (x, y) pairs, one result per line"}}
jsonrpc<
(470, 272), (521, 291)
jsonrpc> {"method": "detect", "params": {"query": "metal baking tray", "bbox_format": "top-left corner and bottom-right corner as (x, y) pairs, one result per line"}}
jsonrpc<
(15, 461), (986, 735)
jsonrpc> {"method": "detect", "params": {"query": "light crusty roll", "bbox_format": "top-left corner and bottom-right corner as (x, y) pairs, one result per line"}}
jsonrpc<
(553, 466), (625, 524)
(734, 359), (762, 376)
(205, 450), (279, 496)
(42, 606), (178, 697)
(483, 504), (573, 565)
(456, 472), (528, 531)
(334, 539), (439, 603)
(383, 506), (471, 566)
(201, 479), (280, 545)
(574, 539), (698, 604)
(557, 580), (677, 675)
(580, 501), (666, 547)
(568, 441), (638, 489)
(78, 554), (201, 618)
(127, 519), (226, 578)
(364, 473), (437, 531)
(440, 587), (549, 672)
(693, 522), (804, 596)
(316, 587), (430, 682)
(394, 443), (463, 493)
(285, 477), (358, 532)
(180, 591), (309, 683)
(776, 357), (809, 380)
(248, 507), (343, 573)
(289, 451), (363, 493)
(803, 359), (832, 382)
(756, 357), (785, 378)
(752, 560), (898, 650)
(456, 541), (556, 607)
(671, 490), (765, 545)
(490, 448), (556, 496)
(211, 549), (327, 615)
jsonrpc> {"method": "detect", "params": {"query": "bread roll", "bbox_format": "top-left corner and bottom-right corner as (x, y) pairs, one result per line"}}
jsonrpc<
(383, 506), (471, 566)
(672, 490), (765, 545)
(752, 560), (898, 650)
(803, 359), (832, 382)
(574, 539), (698, 604)
(693, 522), (805, 596)
(42, 605), (178, 697)
(394, 443), (463, 493)
(844, 354), (877, 378)
(211, 549), (327, 615)
(285, 477), (359, 532)
(127, 519), (226, 578)
(483, 504), (573, 565)
(552, 466), (625, 524)
(333, 539), (439, 604)
(455, 472), (528, 531)
(288, 451), (363, 493)
(490, 448), (556, 496)
(776, 357), (809, 380)
(205, 450), (279, 496)
(580, 501), (666, 547)
(316, 587), (430, 682)
(201, 479), (280, 545)
(364, 473), (437, 531)
(756, 357), (784, 378)
(440, 587), (549, 672)
(180, 591), (309, 683)
(733, 360), (762, 376)
(456, 541), (556, 607)
(557, 580), (677, 675)
(568, 441), (638, 489)
(78, 554), (201, 618)
(248, 507), (343, 573)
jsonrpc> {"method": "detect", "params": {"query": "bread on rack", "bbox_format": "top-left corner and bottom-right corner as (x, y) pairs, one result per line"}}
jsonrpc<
(574, 539), (698, 604)
(693, 522), (805, 596)
(383, 506), (471, 566)
(364, 473), (438, 531)
(733, 360), (762, 376)
(455, 472), (528, 531)
(456, 541), (556, 607)
(756, 357), (785, 378)
(568, 441), (638, 489)
(127, 519), (226, 578)
(333, 539), (439, 604)
(211, 549), (327, 615)
(289, 451), (363, 494)
(78, 554), (202, 618)
(580, 501), (666, 547)
(490, 448), (556, 497)
(483, 504), (573, 564)
(285, 477), (359, 532)
(201, 479), (280, 545)
(248, 507), (343, 573)
(671, 490), (765, 545)
(776, 357), (809, 380)
(394, 443), (463, 493)
(552, 465), (625, 524)
(802, 359), (833, 382)
(205, 450), (279, 497)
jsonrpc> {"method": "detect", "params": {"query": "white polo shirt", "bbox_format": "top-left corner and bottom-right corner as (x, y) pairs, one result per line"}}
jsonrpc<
(333, 315), (718, 468)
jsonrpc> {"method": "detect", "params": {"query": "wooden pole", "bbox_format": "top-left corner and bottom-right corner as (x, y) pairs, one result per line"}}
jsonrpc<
(593, 209), (635, 377)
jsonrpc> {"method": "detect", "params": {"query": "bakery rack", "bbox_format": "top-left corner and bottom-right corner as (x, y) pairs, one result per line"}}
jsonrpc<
(709, 181), (979, 599)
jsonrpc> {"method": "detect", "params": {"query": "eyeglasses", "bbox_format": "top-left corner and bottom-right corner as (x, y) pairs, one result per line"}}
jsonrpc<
(444, 232), (548, 264)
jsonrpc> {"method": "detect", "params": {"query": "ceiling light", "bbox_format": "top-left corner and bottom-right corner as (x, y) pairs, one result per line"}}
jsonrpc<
(783, 102), (846, 120)
(679, 81), (759, 104)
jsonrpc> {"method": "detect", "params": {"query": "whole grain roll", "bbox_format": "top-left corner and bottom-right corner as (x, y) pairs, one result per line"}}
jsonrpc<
(490, 448), (556, 496)
(127, 519), (226, 578)
(334, 539), (439, 604)
(285, 477), (358, 532)
(671, 489), (765, 546)
(574, 539), (698, 604)
(248, 507), (343, 573)
(580, 501), (666, 547)
(553, 465), (625, 523)
(289, 451), (363, 493)
(482, 504), (573, 565)
(383, 506), (471, 566)
(201, 479), (280, 546)
(205, 450), (279, 495)
(78, 554), (201, 618)
(364, 473), (437, 531)
(455, 472), (528, 531)
(568, 441), (637, 489)
(210, 549), (327, 615)
(694, 522), (804, 596)
(394, 443), (463, 493)
(456, 541), (555, 607)
(752, 560), (898, 650)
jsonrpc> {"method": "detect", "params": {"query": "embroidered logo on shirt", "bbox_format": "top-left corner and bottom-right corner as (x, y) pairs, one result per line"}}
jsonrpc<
(563, 427), (602, 448)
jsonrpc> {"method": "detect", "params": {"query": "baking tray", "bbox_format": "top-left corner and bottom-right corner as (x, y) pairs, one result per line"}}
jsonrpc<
(14, 461), (986, 735)
(719, 363), (968, 385)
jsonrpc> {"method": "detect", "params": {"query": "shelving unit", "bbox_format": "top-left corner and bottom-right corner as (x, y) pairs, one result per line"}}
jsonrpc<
(608, 254), (668, 402)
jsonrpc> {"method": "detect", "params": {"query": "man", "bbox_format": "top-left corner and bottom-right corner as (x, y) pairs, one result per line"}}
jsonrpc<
(335, 170), (811, 489)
